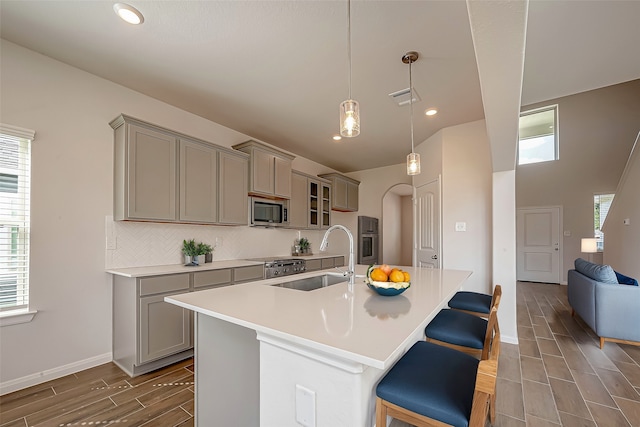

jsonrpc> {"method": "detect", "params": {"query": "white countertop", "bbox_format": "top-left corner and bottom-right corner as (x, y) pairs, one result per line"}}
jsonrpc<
(106, 259), (265, 278)
(166, 265), (471, 369)
(106, 253), (345, 278)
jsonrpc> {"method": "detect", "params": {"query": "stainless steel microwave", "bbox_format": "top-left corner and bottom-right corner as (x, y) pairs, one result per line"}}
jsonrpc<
(250, 197), (288, 227)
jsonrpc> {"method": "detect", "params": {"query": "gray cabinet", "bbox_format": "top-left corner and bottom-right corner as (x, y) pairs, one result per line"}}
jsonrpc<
(113, 273), (192, 377)
(233, 265), (265, 283)
(304, 256), (345, 272)
(289, 171), (331, 229)
(289, 171), (309, 229)
(233, 140), (294, 199)
(319, 173), (360, 212)
(112, 118), (178, 221)
(112, 264), (264, 377)
(111, 115), (249, 225)
(179, 139), (217, 223)
(139, 293), (191, 364)
(218, 151), (249, 225)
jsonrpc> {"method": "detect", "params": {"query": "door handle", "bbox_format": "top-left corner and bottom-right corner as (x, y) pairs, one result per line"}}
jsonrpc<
(431, 255), (438, 260)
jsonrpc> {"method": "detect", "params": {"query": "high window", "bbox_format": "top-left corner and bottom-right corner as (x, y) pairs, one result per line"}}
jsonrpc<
(0, 125), (34, 313)
(518, 105), (558, 165)
(594, 193), (614, 251)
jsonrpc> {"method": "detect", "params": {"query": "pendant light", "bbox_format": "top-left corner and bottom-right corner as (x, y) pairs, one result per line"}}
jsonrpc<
(403, 51), (421, 175)
(340, 0), (360, 138)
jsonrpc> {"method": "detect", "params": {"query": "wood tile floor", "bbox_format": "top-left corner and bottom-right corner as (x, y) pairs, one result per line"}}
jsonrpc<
(2, 282), (640, 426)
(0, 358), (194, 427)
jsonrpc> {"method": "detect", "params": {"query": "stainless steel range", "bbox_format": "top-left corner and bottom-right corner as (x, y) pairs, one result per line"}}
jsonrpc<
(248, 257), (306, 279)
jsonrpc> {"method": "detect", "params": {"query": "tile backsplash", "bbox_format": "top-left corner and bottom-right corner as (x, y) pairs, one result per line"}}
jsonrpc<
(105, 216), (326, 269)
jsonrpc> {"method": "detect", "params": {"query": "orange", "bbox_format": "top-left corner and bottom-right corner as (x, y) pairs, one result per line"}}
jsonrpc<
(380, 264), (392, 275)
(403, 271), (411, 282)
(370, 268), (388, 282)
(389, 270), (405, 283)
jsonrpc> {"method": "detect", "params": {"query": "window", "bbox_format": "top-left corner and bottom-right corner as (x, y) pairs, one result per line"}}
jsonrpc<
(0, 125), (34, 312)
(518, 105), (558, 165)
(594, 193), (614, 251)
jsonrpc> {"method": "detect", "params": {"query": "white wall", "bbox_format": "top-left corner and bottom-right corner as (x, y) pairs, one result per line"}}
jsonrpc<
(441, 120), (493, 294)
(381, 191), (402, 265)
(400, 195), (413, 266)
(602, 134), (640, 279)
(414, 120), (493, 294)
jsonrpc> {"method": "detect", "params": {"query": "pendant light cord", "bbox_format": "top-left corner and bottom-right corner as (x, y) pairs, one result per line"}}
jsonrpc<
(347, 0), (352, 100)
(409, 58), (414, 153)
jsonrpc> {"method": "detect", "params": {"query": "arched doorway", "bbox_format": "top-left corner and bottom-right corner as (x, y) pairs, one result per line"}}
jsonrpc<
(381, 183), (414, 266)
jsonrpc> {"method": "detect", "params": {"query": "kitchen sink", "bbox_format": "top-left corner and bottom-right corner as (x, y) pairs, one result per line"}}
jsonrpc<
(271, 273), (348, 291)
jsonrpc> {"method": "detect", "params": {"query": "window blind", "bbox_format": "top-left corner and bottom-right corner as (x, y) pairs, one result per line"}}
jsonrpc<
(0, 124), (34, 311)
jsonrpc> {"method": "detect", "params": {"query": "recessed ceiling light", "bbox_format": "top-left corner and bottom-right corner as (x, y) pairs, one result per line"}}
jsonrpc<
(113, 3), (144, 25)
(425, 108), (438, 116)
(332, 135), (342, 141)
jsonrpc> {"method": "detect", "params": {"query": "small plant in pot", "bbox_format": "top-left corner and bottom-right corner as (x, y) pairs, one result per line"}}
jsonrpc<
(298, 237), (311, 254)
(182, 239), (200, 265)
(198, 242), (214, 263)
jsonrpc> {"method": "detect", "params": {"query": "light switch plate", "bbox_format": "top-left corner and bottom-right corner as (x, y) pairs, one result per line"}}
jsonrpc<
(623, 218), (631, 226)
(295, 384), (316, 427)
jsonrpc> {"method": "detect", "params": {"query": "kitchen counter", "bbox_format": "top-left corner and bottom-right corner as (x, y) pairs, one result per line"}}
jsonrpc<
(106, 253), (344, 278)
(166, 265), (472, 426)
(106, 259), (264, 278)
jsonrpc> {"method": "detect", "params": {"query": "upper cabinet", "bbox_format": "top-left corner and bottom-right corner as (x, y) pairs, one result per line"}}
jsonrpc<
(110, 114), (249, 225)
(218, 151), (249, 225)
(290, 171), (331, 229)
(113, 119), (178, 221)
(233, 140), (294, 199)
(179, 138), (218, 223)
(319, 173), (360, 212)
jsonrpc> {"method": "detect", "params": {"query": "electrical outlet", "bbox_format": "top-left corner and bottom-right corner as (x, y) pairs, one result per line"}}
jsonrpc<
(455, 222), (466, 232)
(215, 237), (223, 248)
(295, 385), (316, 427)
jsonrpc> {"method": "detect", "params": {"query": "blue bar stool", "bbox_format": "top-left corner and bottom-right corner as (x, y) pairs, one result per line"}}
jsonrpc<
(425, 290), (501, 359)
(376, 308), (500, 427)
(448, 285), (501, 318)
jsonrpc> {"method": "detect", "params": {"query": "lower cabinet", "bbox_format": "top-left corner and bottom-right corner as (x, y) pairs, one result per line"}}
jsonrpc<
(139, 293), (191, 364)
(113, 265), (264, 377)
(305, 256), (345, 272)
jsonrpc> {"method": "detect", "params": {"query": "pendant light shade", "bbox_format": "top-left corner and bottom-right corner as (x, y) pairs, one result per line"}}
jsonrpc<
(407, 152), (421, 175)
(340, 0), (360, 138)
(340, 99), (360, 137)
(403, 51), (421, 176)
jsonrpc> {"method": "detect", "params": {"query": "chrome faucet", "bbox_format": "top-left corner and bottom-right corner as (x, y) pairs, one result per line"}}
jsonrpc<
(320, 224), (355, 290)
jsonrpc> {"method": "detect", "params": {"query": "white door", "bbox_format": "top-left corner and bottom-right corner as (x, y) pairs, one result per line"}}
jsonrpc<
(414, 179), (441, 268)
(516, 207), (561, 283)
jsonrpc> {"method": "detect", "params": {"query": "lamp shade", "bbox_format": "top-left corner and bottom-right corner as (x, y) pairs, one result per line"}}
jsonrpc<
(407, 152), (420, 175)
(581, 238), (598, 253)
(340, 99), (360, 137)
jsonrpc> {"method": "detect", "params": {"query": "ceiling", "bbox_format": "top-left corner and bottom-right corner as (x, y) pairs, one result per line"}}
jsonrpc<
(1, 1), (639, 173)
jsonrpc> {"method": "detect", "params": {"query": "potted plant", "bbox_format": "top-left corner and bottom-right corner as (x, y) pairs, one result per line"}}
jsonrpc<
(198, 242), (214, 263)
(298, 237), (311, 254)
(182, 239), (199, 265)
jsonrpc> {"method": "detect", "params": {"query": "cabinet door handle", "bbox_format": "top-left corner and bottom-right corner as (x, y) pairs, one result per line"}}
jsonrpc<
(431, 255), (438, 260)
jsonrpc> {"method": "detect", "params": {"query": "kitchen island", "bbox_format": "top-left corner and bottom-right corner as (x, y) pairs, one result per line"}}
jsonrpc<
(166, 265), (471, 427)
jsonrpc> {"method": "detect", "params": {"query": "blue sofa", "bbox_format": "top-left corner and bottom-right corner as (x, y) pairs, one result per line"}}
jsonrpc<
(567, 259), (640, 349)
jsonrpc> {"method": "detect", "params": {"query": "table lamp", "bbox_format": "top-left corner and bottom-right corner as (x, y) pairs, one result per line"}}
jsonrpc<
(581, 238), (598, 262)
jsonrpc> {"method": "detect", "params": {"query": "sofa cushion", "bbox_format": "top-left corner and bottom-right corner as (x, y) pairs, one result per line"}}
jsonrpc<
(574, 258), (618, 284)
(615, 271), (639, 286)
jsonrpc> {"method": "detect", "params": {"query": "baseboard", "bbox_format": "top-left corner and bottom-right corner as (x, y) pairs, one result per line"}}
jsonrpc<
(0, 352), (112, 396)
(501, 334), (519, 345)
